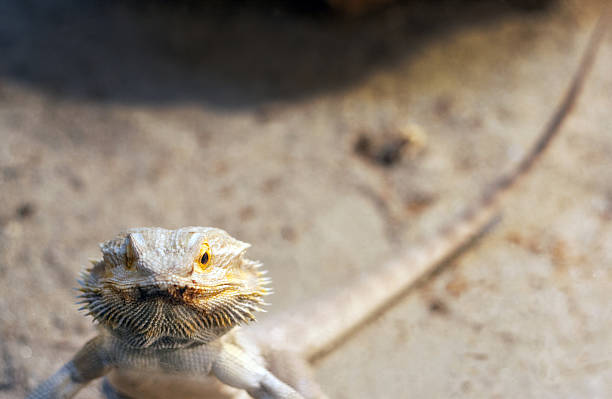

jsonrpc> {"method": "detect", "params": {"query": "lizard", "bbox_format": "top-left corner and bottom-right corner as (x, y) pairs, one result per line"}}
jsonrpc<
(25, 9), (609, 399)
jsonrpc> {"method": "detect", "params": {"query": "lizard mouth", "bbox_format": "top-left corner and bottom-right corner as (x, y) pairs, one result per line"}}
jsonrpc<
(132, 284), (218, 303)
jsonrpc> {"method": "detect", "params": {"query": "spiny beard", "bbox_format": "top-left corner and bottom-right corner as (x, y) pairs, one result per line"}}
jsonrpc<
(77, 271), (269, 349)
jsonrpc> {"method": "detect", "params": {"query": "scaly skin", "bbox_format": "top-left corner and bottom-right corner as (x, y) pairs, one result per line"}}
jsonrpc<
(26, 10), (608, 399)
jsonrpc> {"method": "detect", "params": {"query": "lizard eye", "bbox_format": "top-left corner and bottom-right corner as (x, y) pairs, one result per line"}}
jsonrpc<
(200, 251), (209, 265)
(195, 242), (212, 272)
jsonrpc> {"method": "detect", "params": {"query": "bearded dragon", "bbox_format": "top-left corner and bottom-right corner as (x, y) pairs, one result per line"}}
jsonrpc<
(25, 10), (608, 399)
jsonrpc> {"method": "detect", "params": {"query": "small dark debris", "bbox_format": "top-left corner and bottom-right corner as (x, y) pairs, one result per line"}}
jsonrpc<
(16, 203), (35, 219)
(69, 175), (85, 191)
(404, 193), (436, 214)
(354, 135), (372, 156)
(428, 298), (449, 315)
(378, 141), (408, 166)
(51, 315), (66, 330)
(354, 134), (409, 168)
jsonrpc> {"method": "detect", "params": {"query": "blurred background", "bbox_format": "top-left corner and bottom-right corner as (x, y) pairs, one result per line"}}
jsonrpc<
(1, 0), (611, 397)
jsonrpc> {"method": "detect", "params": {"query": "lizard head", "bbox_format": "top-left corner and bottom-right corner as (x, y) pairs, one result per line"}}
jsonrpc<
(78, 227), (270, 349)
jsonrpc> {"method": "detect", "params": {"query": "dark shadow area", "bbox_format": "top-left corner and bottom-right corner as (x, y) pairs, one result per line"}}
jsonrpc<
(0, 0), (554, 108)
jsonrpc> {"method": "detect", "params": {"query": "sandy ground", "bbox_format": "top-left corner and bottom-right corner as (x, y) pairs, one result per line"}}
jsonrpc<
(1, 0), (611, 397)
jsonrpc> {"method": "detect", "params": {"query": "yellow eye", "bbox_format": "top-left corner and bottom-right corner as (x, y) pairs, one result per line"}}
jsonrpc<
(195, 242), (212, 272)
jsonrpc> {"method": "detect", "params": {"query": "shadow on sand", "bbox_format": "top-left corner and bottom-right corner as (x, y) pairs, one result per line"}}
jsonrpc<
(0, 0), (553, 108)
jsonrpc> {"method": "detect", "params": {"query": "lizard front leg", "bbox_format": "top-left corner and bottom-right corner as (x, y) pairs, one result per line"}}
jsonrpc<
(212, 342), (303, 399)
(26, 336), (110, 399)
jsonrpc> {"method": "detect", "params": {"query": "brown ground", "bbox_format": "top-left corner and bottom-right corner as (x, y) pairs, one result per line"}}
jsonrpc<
(1, 0), (611, 397)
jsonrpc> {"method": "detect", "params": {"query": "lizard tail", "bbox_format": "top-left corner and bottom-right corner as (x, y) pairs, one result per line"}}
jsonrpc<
(258, 8), (610, 362)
